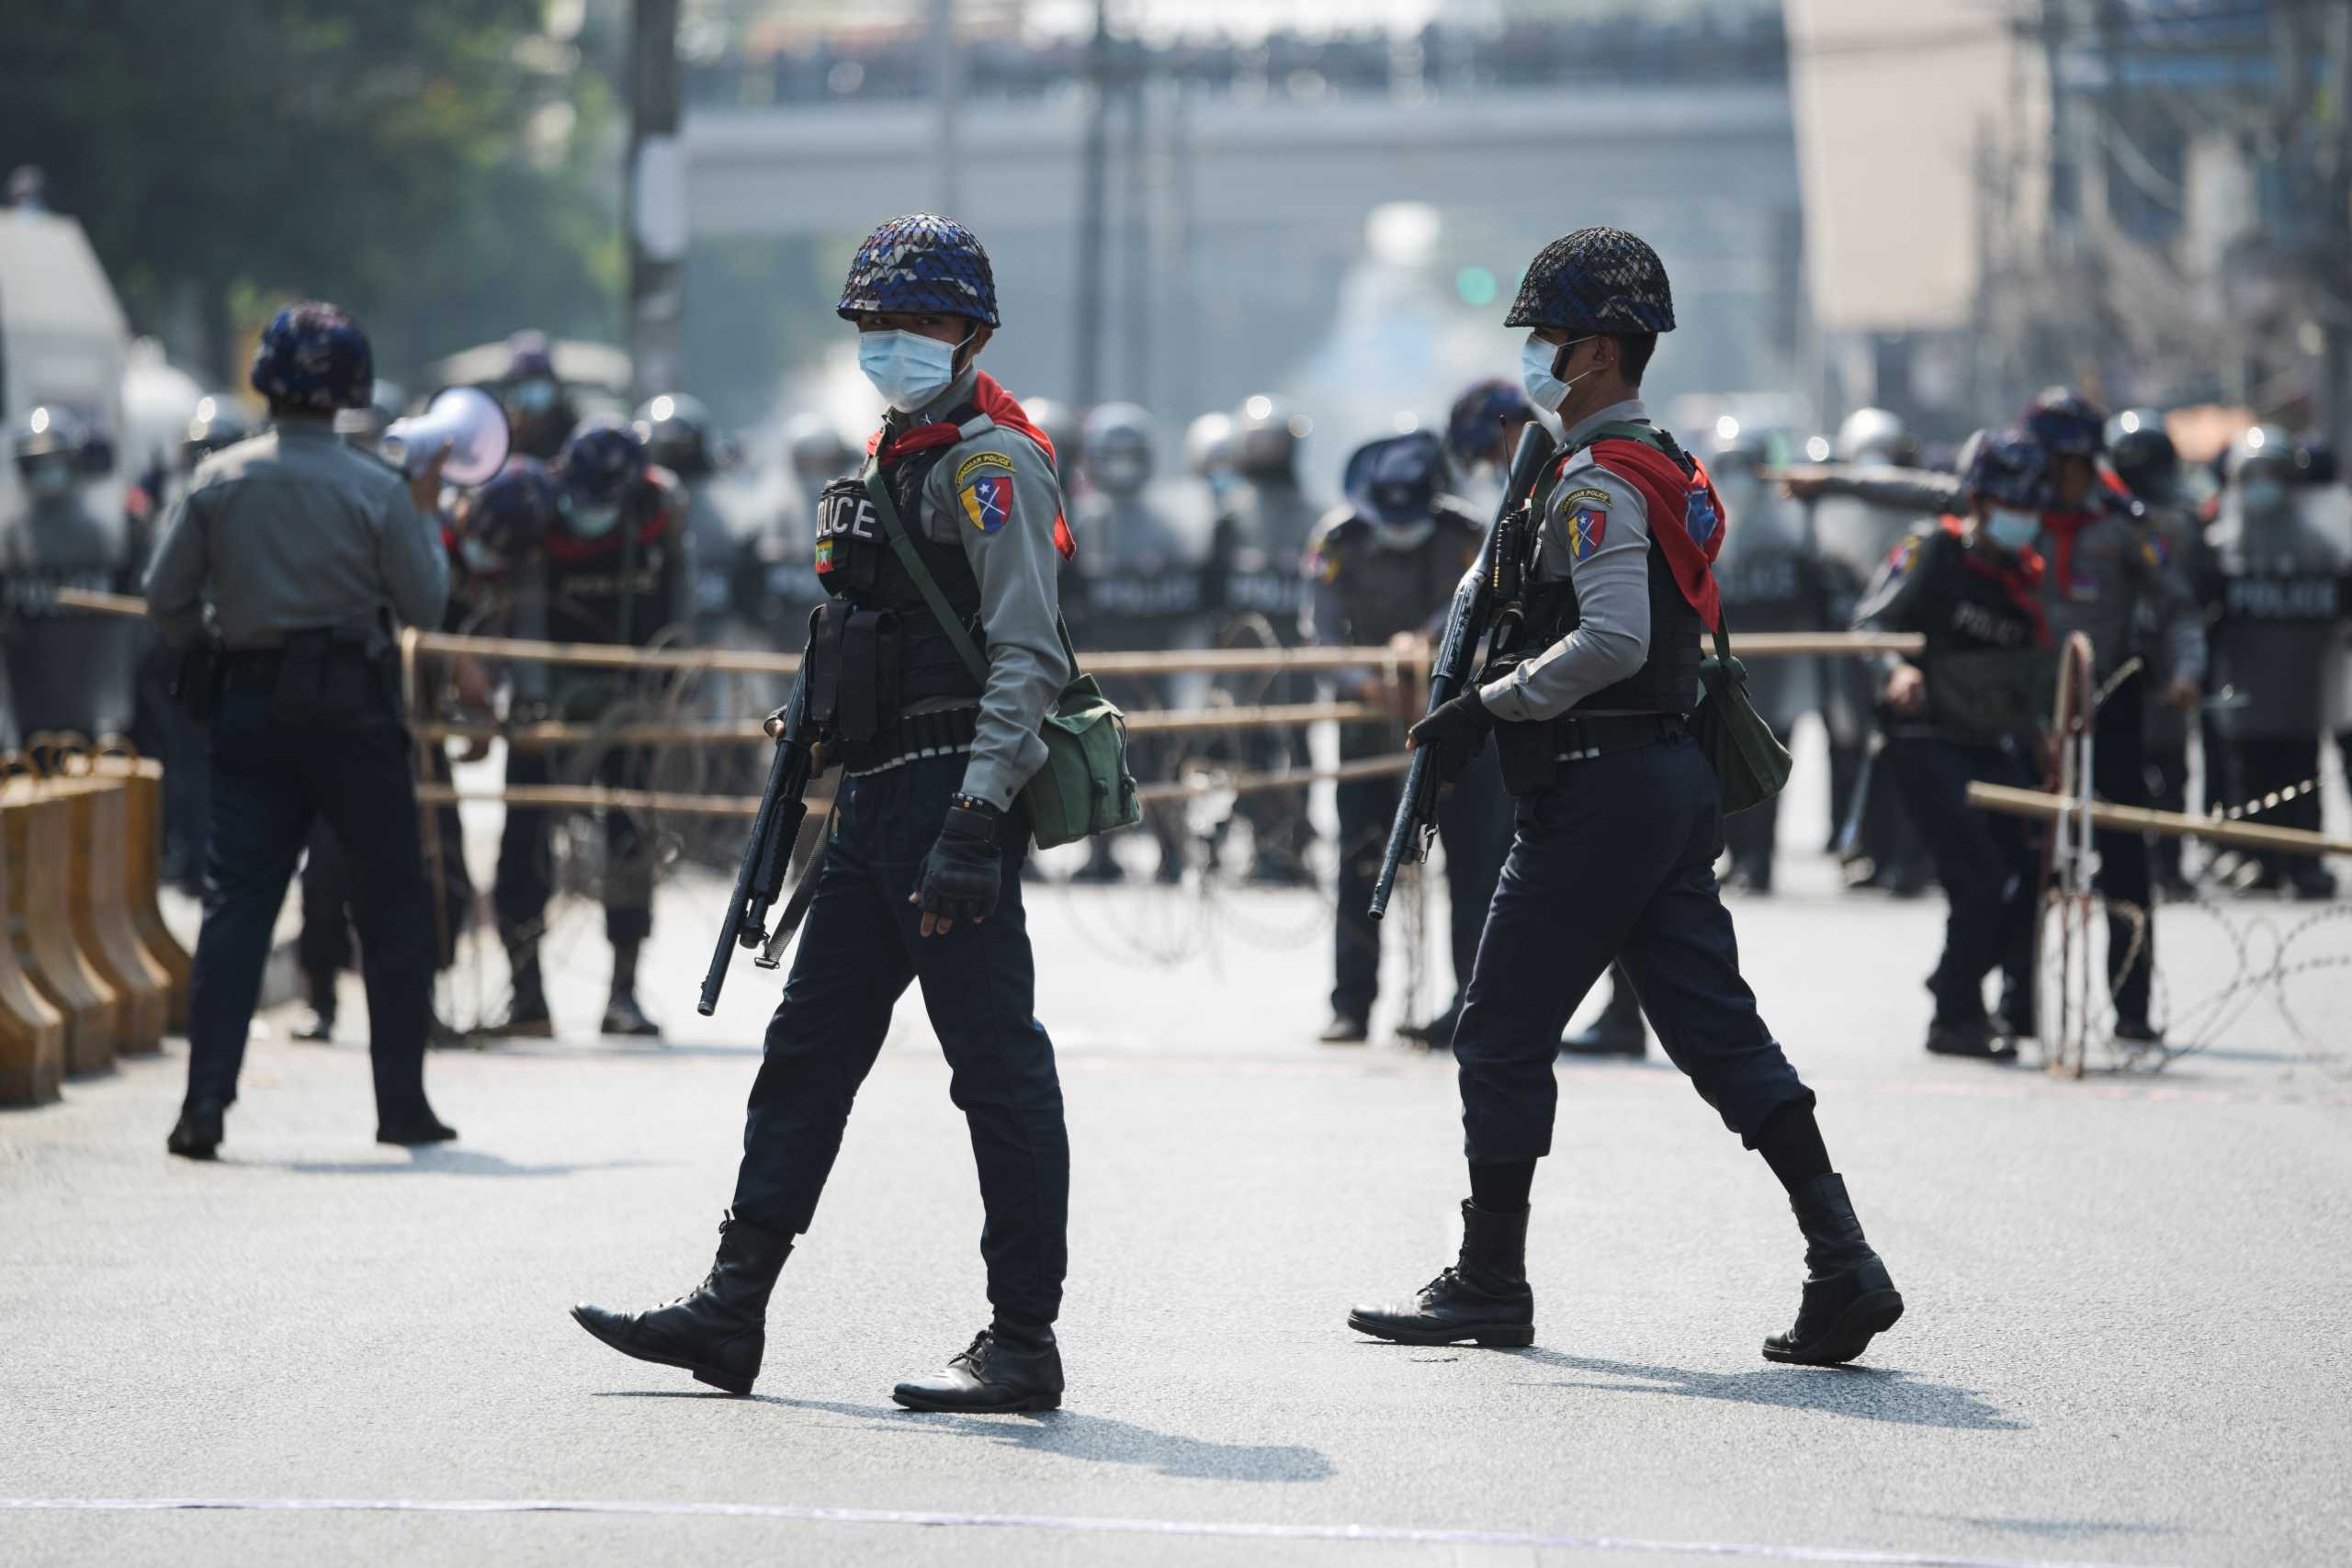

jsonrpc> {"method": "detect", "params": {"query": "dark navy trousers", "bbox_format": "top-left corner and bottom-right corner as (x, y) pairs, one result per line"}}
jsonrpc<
(1886, 736), (2041, 1028)
(1452, 732), (1813, 1162)
(730, 753), (1070, 1325)
(184, 684), (434, 1119)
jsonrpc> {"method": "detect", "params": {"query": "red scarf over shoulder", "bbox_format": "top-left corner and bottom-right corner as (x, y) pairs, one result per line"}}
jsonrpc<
(867, 371), (1075, 560)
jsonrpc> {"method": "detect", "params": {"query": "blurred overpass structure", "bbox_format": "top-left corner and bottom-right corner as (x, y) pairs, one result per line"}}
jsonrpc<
(679, 80), (1805, 445)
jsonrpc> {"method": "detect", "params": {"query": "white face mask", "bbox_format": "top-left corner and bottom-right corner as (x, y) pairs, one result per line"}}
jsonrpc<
(859, 328), (966, 412)
(1519, 333), (1591, 414)
(1984, 507), (2040, 553)
(1372, 519), (1437, 552)
(23, 459), (74, 500)
(2238, 479), (2288, 519)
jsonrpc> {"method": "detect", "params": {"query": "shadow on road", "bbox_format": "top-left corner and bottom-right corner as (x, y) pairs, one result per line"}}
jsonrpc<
(265, 1149), (670, 1179)
(1898, 1511), (2188, 1541)
(594, 1392), (1333, 1483)
(1504, 1349), (2026, 1431)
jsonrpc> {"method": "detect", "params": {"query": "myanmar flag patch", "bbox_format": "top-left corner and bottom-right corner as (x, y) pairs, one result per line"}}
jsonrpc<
(960, 473), (1013, 534)
(1568, 507), (1608, 561)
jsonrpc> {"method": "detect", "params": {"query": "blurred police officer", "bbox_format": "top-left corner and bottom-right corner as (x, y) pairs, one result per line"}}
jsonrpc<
(1352, 229), (1902, 1369)
(2108, 410), (2201, 895)
(2199, 425), (2346, 898)
(1709, 422), (1824, 894)
(499, 330), (578, 462)
(3, 404), (131, 744)
(493, 419), (688, 1039)
(1443, 378), (1537, 516)
(574, 214), (1079, 1413)
(143, 302), (456, 1158)
(1069, 400), (1199, 884)
(1022, 396), (1082, 483)
(636, 391), (732, 645)
(1854, 434), (2054, 1056)
(1306, 428), (1506, 1045)
(334, 378), (408, 452)
(1212, 393), (1322, 884)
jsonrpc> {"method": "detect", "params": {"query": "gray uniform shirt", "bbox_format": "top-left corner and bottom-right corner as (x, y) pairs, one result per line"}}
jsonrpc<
(897, 368), (1073, 811)
(144, 417), (448, 652)
(1478, 399), (1658, 723)
(1807, 465), (2204, 684)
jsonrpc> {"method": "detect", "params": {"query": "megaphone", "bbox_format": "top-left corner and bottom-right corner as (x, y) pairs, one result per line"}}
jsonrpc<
(382, 386), (512, 488)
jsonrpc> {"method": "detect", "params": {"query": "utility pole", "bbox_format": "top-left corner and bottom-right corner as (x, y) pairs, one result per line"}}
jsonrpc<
(627, 0), (686, 401)
(1072, 0), (1110, 408)
(1122, 62), (1151, 410)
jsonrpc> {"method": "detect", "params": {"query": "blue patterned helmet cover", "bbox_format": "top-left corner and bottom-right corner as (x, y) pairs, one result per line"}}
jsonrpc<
(2022, 387), (2108, 458)
(1344, 430), (1444, 526)
(1964, 429), (2054, 510)
(1505, 227), (1676, 334)
(837, 213), (1000, 327)
(248, 302), (374, 412)
(558, 418), (649, 505)
(470, 457), (559, 558)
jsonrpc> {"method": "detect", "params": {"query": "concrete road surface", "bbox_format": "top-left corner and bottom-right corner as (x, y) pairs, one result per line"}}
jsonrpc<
(5, 820), (2350, 1567)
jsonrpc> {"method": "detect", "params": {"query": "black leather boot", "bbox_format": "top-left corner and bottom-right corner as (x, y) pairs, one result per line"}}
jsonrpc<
(892, 1324), (1064, 1413)
(1560, 980), (1645, 1058)
(166, 1099), (225, 1160)
(1762, 1173), (1904, 1366)
(1348, 1201), (1535, 1348)
(571, 1212), (792, 1395)
(602, 941), (662, 1039)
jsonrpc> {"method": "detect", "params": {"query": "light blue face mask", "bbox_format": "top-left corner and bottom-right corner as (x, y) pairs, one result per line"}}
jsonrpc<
(1519, 333), (1591, 414)
(859, 328), (966, 412)
(565, 497), (620, 538)
(1984, 507), (2040, 553)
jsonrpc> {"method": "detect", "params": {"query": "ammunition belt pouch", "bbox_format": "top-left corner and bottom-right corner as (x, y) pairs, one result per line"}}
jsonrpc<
(1494, 710), (1686, 796)
(802, 600), (904, 747)
(222, 629), (396, 729)
(837, 704), (980, 776)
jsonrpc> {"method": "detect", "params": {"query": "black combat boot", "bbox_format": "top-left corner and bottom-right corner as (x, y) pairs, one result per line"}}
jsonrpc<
(602, 941), (662, 1040)
(1348, 1201), (1535, 1348)
(294, 971), (337, 1043)
(500, 941), (556, 1039)
(1762, 1173), (1904, 1367)
(1560, 981), (1645, 1058)
(166, 1099), (226, 1161)
(892, 1322), (1064, 1413)
(571, 1211), (793, 1395)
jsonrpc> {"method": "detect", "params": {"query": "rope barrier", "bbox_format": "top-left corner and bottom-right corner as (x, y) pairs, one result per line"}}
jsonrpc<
(1967, 781), (2352, 858)
(410, 701), (1394, 750)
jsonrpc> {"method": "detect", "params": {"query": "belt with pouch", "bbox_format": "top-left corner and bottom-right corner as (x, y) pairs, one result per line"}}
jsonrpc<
(220, 648), (288, 689)
(1553, 710), (1686, 761)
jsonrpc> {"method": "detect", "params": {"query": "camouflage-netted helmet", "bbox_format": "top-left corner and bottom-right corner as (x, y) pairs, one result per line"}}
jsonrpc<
(1505, 227), (1675, 334)
(836, 213), (999, 327)
(248, 301), (374, 412)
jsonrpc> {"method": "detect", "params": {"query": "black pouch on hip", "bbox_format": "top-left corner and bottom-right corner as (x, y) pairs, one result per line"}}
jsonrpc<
(803, 601), (901, 745)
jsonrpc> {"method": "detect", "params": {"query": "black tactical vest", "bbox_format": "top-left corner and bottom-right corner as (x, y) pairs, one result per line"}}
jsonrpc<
(1329, 503), (1484, 648)
(812, 407), (990, 713)
(544, 479), (675, 649)
(1903, 525), (2052, 739)
(1510, 426), (1704, 715)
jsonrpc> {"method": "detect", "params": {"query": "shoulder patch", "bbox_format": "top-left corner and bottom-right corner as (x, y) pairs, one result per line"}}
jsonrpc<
(958, 468), (1015, 535)
(1567, 506), (1609, 562)
(1558, 486), (1611, 511)
(955, 450), (1015, 489)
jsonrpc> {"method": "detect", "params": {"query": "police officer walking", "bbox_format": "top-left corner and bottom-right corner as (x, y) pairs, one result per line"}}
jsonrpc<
(143, 303), (456, 1158)
(573, 214), (1080, 1412)
(1306, 428), (1507, 1045)
(1854, 434), (2058, 1057)
(1349, 230), (1902, 1368)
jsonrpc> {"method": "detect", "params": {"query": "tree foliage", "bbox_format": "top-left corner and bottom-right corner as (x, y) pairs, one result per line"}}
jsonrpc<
(2, 0), (621, 381)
